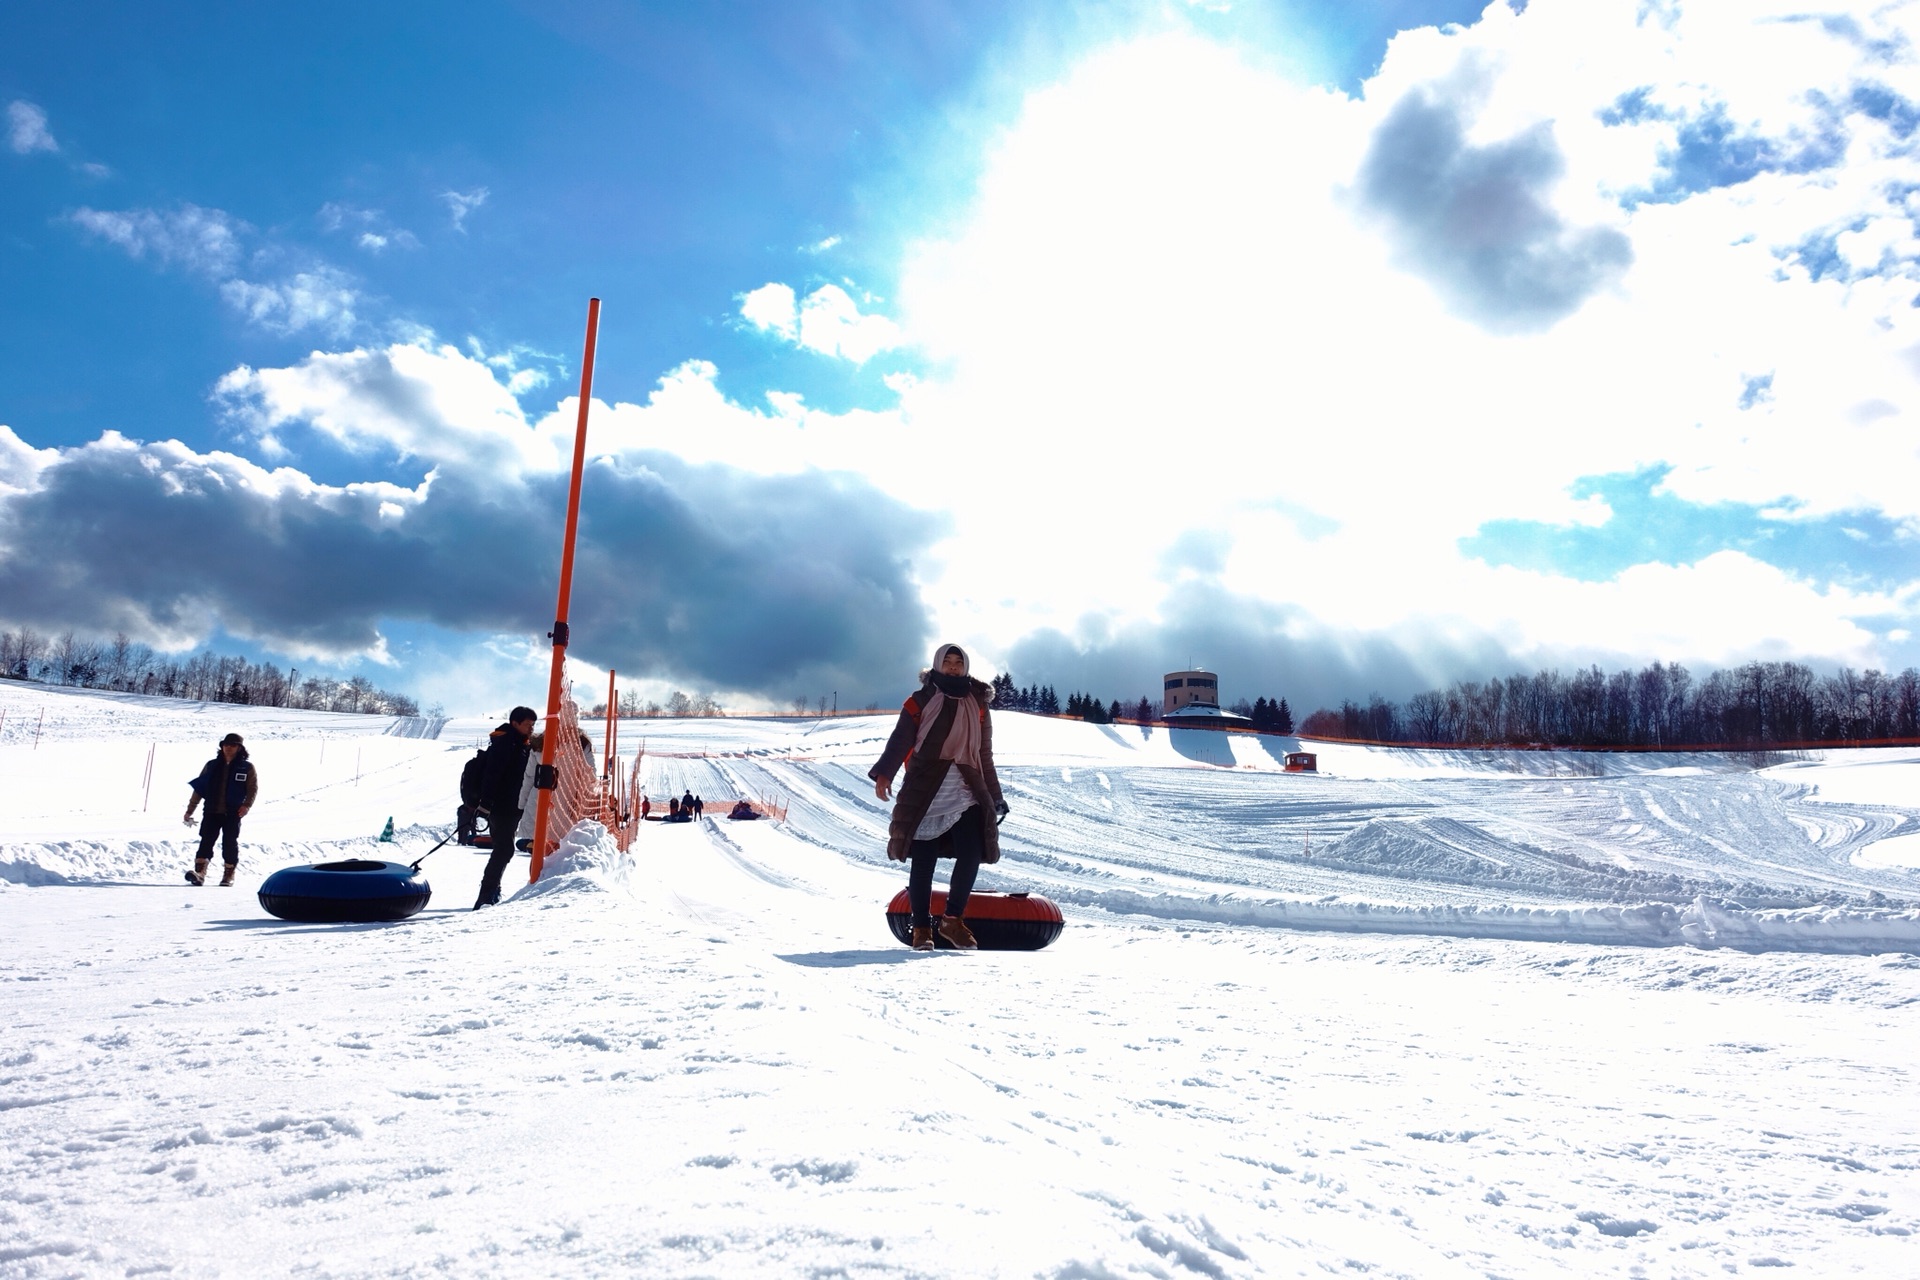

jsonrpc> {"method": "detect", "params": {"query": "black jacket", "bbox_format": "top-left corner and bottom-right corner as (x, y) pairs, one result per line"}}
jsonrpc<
(192, 749), (259, 815)
(481, 723), (532, 814)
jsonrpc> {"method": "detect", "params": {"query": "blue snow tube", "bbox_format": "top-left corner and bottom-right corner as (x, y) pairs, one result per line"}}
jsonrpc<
(257, 859), (432, 923)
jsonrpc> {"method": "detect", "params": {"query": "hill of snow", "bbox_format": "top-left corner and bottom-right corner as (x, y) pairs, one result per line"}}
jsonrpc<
(3, 680), (1918, 1275)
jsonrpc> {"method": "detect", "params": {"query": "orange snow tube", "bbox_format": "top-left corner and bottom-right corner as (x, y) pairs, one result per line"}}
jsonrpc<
(885, 888), (1064, 951)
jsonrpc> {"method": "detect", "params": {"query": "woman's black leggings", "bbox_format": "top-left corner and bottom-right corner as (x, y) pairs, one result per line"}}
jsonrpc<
(907, 804), (984, 927)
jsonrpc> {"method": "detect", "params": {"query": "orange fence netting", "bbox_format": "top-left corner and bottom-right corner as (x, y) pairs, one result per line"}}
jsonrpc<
(531, 663), (789, 868)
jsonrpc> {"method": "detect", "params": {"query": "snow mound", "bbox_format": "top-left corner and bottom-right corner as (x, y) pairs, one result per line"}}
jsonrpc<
(0, 840), (186, 887)
(1061, 887), (1920, 955)
(509, 821), (633, 900)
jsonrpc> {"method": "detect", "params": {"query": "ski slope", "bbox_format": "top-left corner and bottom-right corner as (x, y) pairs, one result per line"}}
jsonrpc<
(3, 681), (1919, 1276)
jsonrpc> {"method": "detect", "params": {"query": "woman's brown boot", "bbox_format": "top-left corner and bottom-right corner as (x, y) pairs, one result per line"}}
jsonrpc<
(937, 916), (978, 950)
(185, 858), (209, 886)
(910, 925), (935, 951)
(219, 863), (236, 887)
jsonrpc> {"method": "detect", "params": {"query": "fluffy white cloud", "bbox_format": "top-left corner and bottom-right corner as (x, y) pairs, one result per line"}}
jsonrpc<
(740, 282), (904, 363)
(870, 1), (1920, 683)
(6, 100), (57, 154)
(217, 342), (547, 470)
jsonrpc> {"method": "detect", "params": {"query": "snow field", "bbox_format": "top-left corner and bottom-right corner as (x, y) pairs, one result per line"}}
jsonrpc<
(3, 683), (1920, 1274)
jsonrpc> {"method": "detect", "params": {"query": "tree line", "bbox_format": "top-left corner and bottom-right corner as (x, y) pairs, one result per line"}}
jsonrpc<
(0, 626), (422, 717)
(1297, 660), (1920, 749)
(988, 674), (1294, 730)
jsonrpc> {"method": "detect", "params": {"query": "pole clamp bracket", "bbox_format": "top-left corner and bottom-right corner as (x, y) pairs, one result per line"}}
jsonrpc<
(549, 621), (570, 647)
(534, 764), (558, 791)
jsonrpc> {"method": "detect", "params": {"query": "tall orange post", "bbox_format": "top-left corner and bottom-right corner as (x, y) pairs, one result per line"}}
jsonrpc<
(603, 668), (617, 783)
(529, 297), (601, 882)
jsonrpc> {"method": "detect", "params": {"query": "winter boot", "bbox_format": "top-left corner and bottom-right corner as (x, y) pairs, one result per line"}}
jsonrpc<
(185, 858), (209, 887)
(937, 916), (978, 950)
(219, 863), (236, 887)
(910, 925), (935, 951)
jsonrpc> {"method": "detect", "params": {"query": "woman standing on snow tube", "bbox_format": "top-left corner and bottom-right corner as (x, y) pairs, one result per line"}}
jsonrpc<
(870, 643), (1010, 951)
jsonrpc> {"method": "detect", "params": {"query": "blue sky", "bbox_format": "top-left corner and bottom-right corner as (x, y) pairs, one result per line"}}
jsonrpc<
(4, 1), (1919, 714)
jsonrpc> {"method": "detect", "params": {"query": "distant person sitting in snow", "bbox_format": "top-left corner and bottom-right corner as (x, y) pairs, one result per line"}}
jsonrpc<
(475, 706), (536, 909)
(870, 643), (1009, 951)
(728, 800), (757, 820)
(668, 796), (679, 820)
(640, 796), (651, 821)
(182, 732), (258, 887)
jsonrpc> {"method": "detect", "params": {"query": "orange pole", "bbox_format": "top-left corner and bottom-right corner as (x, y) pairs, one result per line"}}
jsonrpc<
(530, 296), (601, 882)
(604, 668), (617, 783)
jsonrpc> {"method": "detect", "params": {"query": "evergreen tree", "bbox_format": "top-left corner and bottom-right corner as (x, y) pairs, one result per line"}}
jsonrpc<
(1109, 699), (1123, 722)
(1252, 696), (1271, 729)
(1039, 685), (1060, 716)
(1135, 696), (1153, 722)
(992, 672), (1016, 706)
(1275, 698), (1294, 734)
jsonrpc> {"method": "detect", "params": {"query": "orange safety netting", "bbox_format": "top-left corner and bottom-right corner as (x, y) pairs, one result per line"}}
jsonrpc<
(533, 671), (636, 855)
(529, 667), (791, 869)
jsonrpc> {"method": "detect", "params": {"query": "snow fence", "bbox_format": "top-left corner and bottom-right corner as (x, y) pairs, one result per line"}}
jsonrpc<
(1056, 888), (1920, 956)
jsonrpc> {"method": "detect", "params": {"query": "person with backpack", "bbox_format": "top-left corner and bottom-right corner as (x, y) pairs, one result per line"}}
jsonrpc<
(456, 750), (487, 845)
(474, 706), (536, 909)
(182, 733), (258, 886)
(869, 643), (1009, 950)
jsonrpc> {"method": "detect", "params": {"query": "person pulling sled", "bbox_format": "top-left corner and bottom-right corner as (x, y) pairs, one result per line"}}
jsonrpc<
(870, 643), (1009, 951)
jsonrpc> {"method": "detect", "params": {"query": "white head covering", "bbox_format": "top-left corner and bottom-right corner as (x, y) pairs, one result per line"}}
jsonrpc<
(931, 642), (969, 676)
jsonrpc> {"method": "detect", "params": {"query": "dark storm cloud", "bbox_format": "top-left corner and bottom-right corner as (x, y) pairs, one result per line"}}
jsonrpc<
(0, 432), (941, 703)
(997, 582), (1514, 717)
(1358, 87), (1632, 331)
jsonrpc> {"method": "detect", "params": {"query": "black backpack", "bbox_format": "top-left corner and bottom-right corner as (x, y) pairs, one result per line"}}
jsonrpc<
(459, 751), (486, 806)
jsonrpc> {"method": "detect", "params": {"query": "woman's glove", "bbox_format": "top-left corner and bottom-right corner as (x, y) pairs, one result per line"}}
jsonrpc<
(994, 801), (1010, 825)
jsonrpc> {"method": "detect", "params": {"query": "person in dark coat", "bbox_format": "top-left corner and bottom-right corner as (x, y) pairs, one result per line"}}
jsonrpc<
(870, 643), (1008, 950)
(475, 706), (537, 909)
(692, 794), (703, 818)
(183, 732), (259, 886)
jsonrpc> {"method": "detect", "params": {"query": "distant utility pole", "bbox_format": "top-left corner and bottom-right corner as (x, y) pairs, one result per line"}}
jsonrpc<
(833, 690), (837, 714)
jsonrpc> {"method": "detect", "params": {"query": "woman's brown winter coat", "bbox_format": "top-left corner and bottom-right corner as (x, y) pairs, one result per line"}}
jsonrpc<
(868, 676), (1005, 863)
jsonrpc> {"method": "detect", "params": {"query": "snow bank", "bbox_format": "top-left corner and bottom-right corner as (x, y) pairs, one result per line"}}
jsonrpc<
(1061, 887), (1920, 955)
(508, 820), (633, 900)
(0, 839), (187, 887)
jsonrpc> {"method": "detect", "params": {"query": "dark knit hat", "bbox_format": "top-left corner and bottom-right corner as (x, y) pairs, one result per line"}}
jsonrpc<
(220, 732), (244, 747)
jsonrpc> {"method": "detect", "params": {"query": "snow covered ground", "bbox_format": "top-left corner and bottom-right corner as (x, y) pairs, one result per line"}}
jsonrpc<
(3, 679), (1918, 1276)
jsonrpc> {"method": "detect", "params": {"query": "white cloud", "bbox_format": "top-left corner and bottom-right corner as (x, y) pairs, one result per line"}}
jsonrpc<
(217, 341), (547, 471)
(866, 2), (1920, 678)
(740, 282), (798, 339)
(7, 100), (57, 154)
(739, 281), (904, 364)
(70, 204), (245, 276)
(319, 202), (419, 253)
(219, 267), (359, 338)
(71, 203), (362, 337)
(441, 187), (489, 231)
